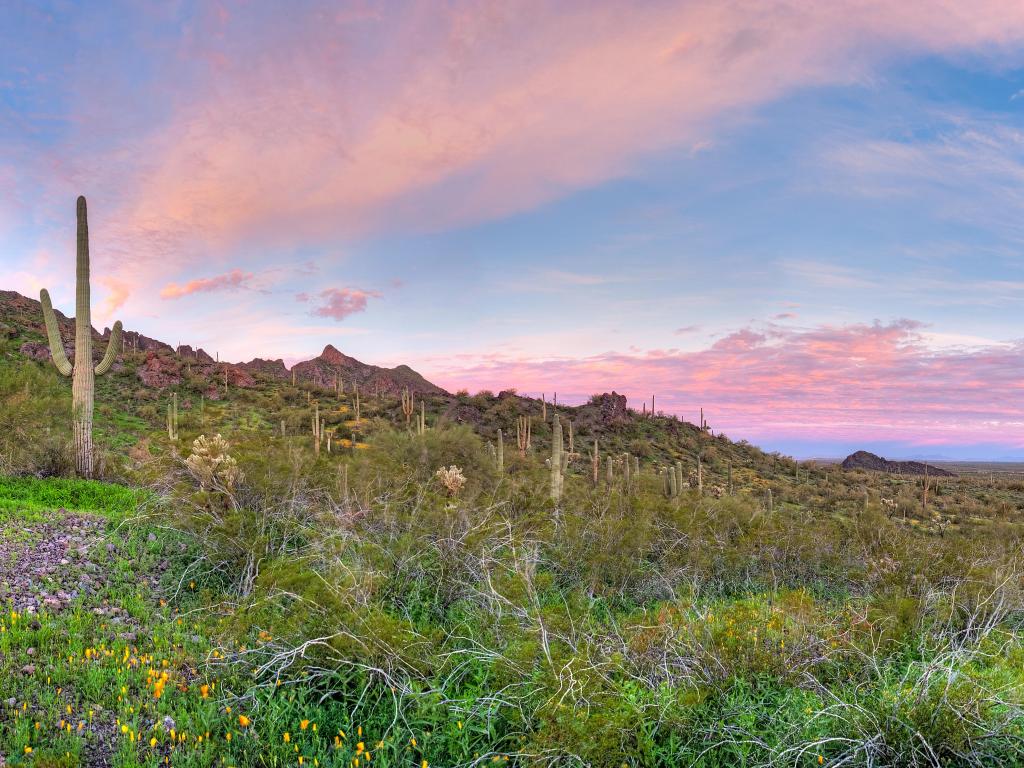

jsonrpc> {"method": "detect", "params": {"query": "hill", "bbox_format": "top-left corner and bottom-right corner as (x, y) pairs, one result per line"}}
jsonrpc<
(841, 449), (955, 477)
(0, 288), (788, 481)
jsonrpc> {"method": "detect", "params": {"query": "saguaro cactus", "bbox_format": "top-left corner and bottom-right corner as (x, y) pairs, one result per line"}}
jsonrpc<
(167, 393), (179, 441)
(516, 415), (531, 456)
(550, 414), (563, 501)
(40, 196), (123, 477)
(312, 403), (322, 455)
(496, 428), (504, 472)
(401, 387), (414, 426)
(418, 401), (426, 435)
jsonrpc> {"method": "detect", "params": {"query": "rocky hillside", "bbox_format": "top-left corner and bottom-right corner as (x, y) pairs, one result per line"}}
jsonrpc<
(841, 450), (955, 477)
(0, 289), (446, 398)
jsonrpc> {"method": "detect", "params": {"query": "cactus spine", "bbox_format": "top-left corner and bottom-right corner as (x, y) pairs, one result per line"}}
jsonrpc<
(39, 196), (123, 477)
(167, 393), (179, 441)
(496, 428), (504, 472)
(550, 414), (563, 501)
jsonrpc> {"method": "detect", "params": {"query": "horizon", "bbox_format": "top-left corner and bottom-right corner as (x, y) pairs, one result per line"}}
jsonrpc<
(5, 2), (1024, 460)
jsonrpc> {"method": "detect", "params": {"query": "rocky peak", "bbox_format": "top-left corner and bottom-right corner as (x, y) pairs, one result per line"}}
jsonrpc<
(319, 344), (357, 366)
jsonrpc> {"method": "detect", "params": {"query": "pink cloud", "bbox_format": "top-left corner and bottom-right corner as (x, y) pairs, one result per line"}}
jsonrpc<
(69, 0), (1024, 290)
(160, 269), (254, 300)
(419, 319), (1024, 447)
(306, 287), (381, 321)
(97, 277), (130, 319)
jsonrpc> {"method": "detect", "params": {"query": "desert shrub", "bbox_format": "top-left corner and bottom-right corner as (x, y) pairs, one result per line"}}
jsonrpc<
(0, 342), (73, 476)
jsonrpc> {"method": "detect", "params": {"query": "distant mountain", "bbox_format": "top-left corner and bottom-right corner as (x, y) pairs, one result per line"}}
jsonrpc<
(0, 289), (446, 397)
(283, 344), (445, 397)
(840, 450), (955, 477)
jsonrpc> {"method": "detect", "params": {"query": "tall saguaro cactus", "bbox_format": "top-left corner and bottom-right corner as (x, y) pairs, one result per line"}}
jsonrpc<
(40, 196), (123, 478)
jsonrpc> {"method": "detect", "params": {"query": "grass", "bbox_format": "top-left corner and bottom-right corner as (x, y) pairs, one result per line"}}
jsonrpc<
(0, 477), (140, 520)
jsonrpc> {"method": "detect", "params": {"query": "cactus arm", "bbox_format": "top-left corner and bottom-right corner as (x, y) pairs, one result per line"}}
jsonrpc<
(39, 289), (73, 376)
(94, 320), (123, 375)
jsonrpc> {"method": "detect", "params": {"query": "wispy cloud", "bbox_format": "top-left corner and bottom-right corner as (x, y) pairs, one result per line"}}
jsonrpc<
(826, 119), (1024, 239)
(160, 269), (254, 300)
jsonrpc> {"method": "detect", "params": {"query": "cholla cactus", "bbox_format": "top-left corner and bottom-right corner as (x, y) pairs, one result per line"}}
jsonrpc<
(39, 196), (123, 477)
(185, 434), (243, 492)
(435, 465), (466, 497)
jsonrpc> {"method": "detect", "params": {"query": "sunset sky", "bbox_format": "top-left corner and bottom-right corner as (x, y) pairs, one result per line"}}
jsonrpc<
(4, 1), (1024, 458)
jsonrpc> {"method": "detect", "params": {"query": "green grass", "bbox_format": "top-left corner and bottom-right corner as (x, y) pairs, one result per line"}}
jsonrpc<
(0, 477), (140, 520)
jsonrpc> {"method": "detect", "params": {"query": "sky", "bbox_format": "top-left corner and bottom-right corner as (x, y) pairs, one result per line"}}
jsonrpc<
(4, 1), (1024, 459)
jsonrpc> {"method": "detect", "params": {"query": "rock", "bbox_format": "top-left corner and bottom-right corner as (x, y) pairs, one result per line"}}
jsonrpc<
(19, 341), (56, 362)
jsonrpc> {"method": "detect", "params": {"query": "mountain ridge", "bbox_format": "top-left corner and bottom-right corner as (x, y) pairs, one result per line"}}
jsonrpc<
(0, 289), (446, 397)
